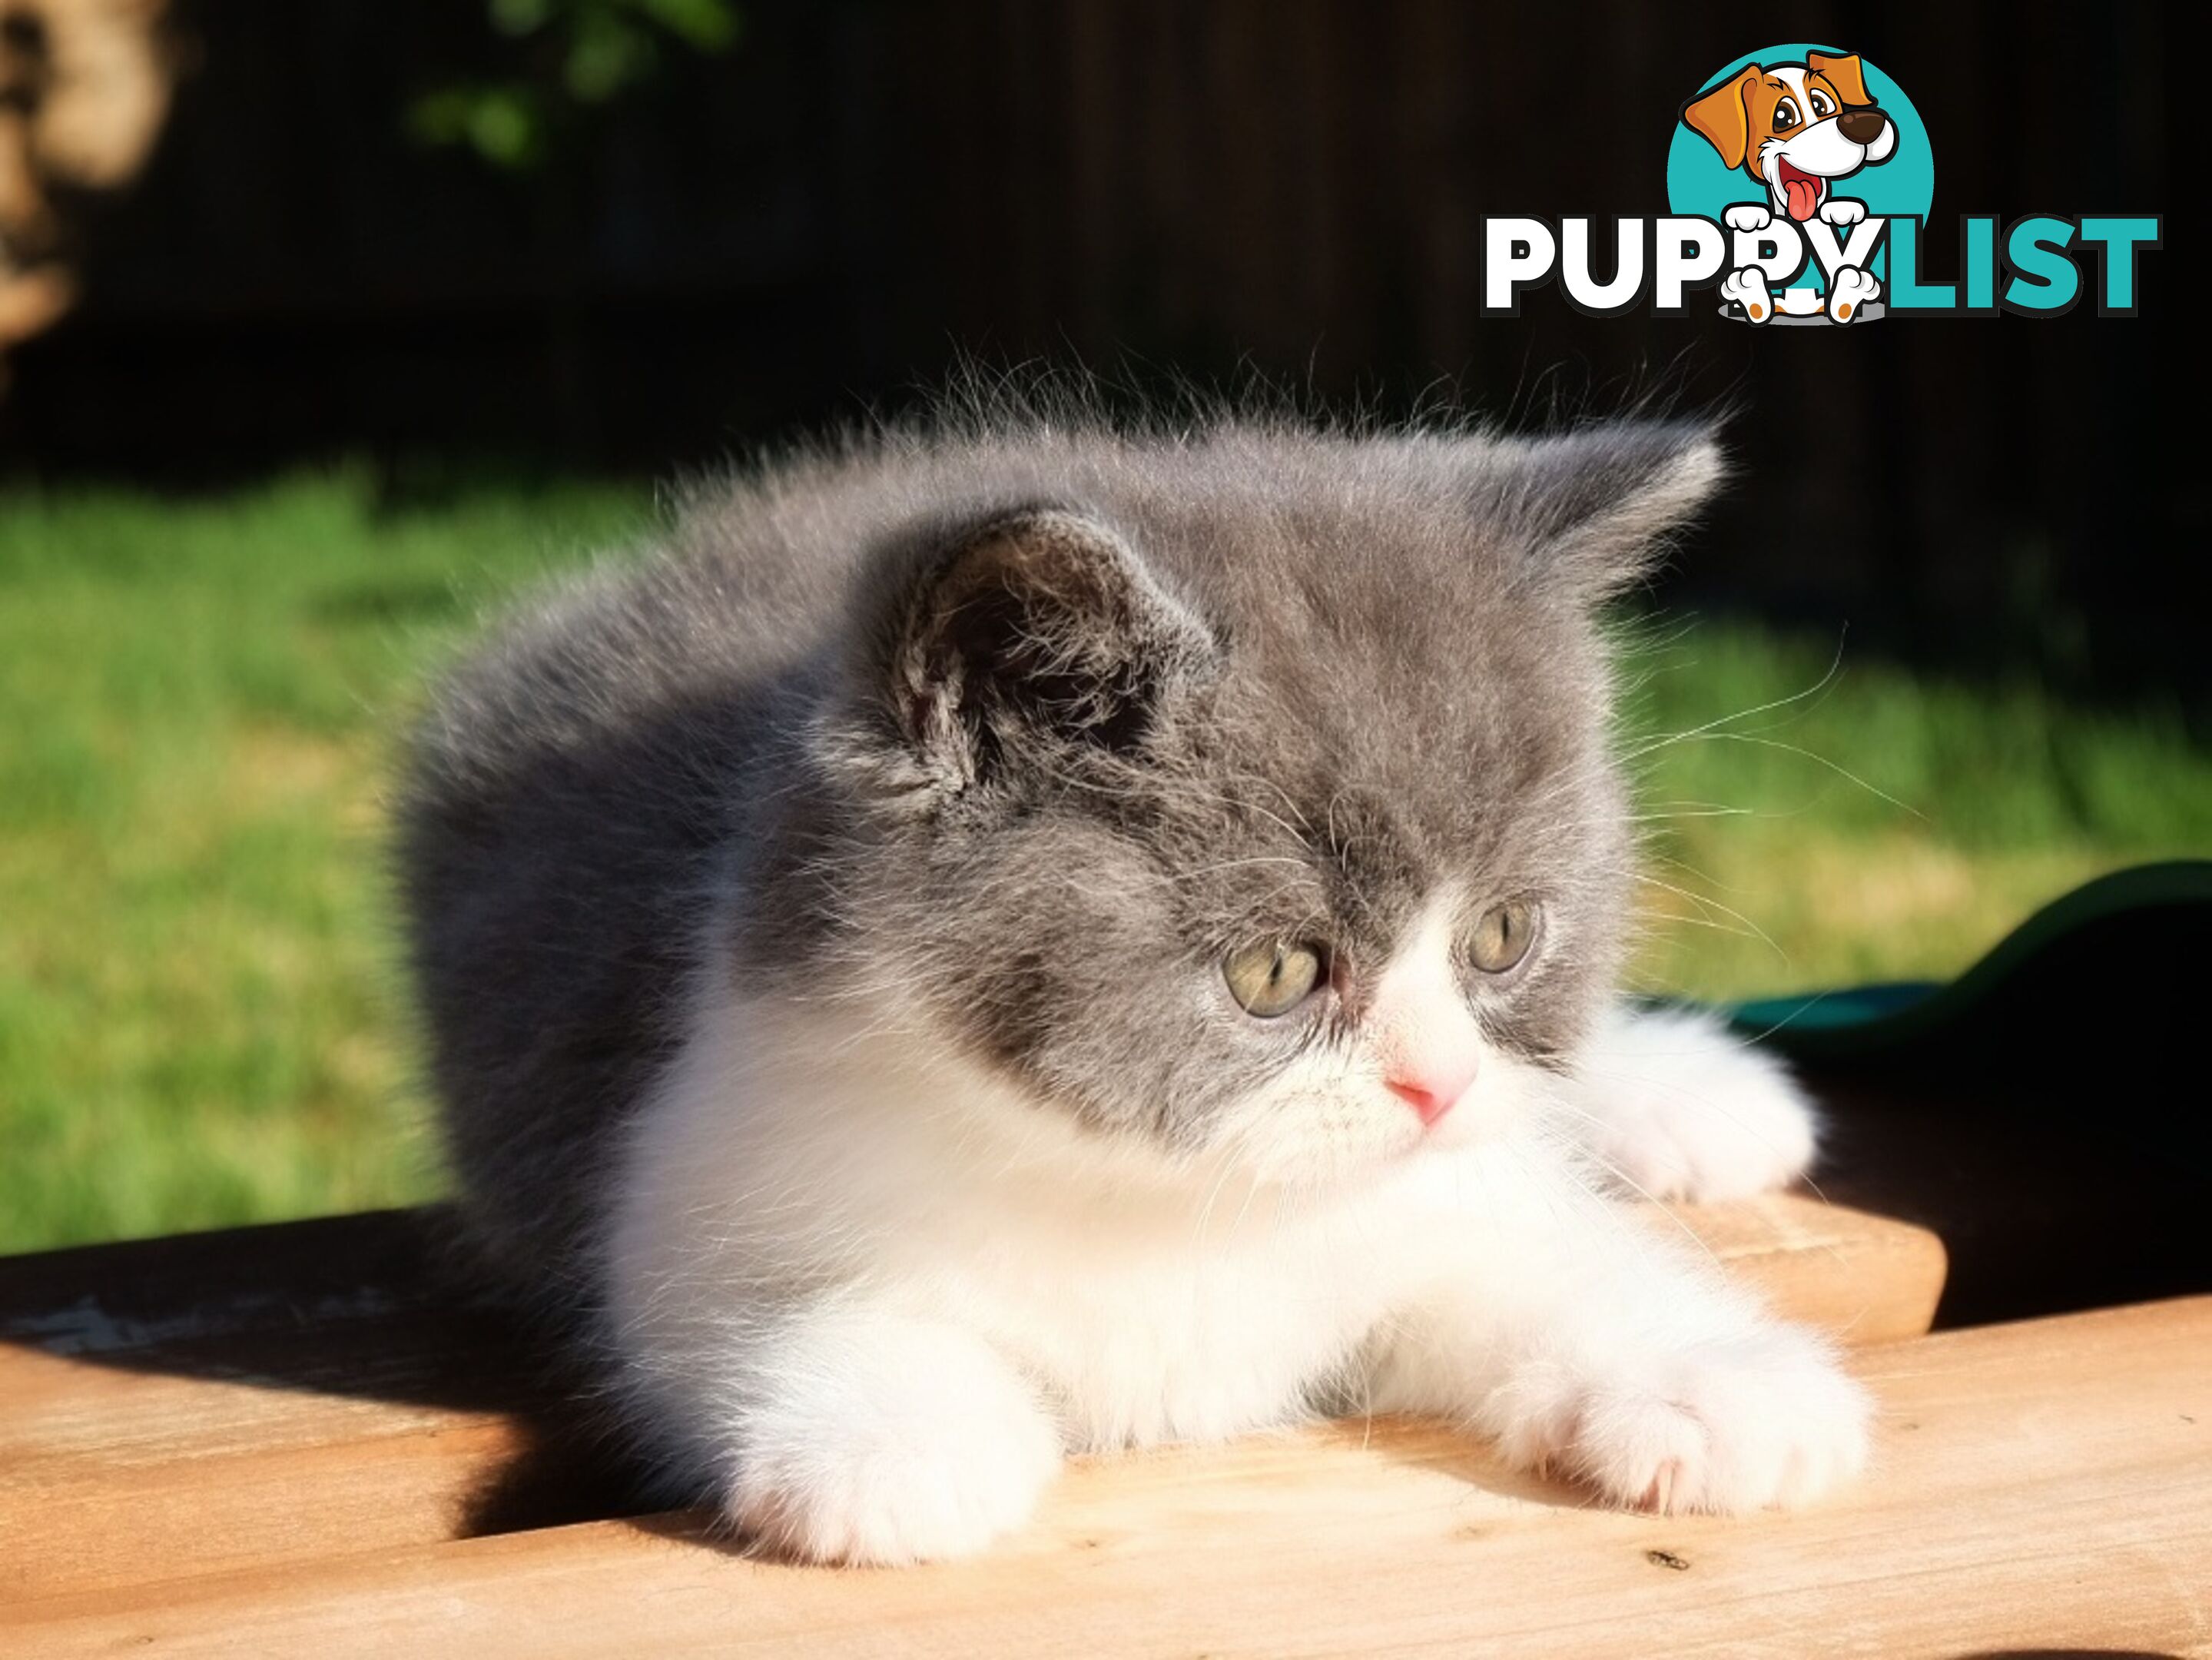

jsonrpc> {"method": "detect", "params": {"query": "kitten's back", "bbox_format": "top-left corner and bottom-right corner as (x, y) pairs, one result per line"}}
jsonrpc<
(401, 561), (760, 1298)
(397, 431), (1101, 1301)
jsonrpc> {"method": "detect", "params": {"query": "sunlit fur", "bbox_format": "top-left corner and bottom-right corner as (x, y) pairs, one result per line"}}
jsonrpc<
(399, 396), (1866, 1564)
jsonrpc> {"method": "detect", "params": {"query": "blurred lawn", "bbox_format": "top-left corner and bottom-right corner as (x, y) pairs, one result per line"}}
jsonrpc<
(2, 470), (2207, 1253)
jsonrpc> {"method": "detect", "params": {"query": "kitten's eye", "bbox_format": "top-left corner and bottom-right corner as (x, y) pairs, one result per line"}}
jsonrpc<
(1468, 901), (1539, 974)
(1223, 941), (1324, 1018)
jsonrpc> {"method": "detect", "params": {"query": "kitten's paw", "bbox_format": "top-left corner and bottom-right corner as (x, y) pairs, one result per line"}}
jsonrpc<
(1498, 1323), (1870, 1514)
(1569, 1006), (1819, 1203)
(725, 1317), (1062, 1565)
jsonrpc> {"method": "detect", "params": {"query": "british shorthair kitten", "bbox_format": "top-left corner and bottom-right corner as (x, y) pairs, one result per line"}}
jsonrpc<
(399, 404), (1866, 1564)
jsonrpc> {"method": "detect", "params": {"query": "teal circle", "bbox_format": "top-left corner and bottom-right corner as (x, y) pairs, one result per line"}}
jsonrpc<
(1666, 45), (1933, 287)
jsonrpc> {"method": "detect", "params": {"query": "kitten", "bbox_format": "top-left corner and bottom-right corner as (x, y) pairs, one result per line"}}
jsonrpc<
(399, 403), (1868, 1564)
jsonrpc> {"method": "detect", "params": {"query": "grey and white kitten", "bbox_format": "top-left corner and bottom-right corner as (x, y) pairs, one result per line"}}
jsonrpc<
(399, 406), (1865, 1564)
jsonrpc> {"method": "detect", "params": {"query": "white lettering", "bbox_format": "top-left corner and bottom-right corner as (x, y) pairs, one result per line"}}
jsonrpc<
(1653, 218), (1726, 310)
(1484, 217), (1558, 311)
(1561, 217), (1645, 310)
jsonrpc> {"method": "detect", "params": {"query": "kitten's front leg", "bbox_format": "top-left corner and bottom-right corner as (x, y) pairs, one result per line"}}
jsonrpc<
(1368, 1177), (1869, 1513)
(1560, 1002), (1819, 1203)
(705, 1307), (1064, 1565)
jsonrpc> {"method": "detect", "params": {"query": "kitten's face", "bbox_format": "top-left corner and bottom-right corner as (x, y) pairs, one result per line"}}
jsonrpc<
(780, 421), (1720, 1189)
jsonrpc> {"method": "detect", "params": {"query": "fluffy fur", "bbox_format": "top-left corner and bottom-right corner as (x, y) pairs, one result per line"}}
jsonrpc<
(398, 400), (1868, 1564)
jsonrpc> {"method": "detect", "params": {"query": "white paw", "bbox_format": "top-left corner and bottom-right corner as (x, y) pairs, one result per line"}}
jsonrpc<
(1828, 266), (1880, 322)
(1497, 1323), (1871, 1514)
(1819, 197), (1867, 226)
(1566, 1006), (1819, 1203)
(1718, 267), (1776, 324)
(1723, 204), (1772, 232)
(725, 1318), (1062, 1564)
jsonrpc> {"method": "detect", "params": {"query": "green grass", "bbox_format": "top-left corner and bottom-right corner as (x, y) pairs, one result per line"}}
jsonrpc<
(0, 471), (654, 1253)
(1611, 619), (2210, 999)
(1, 470), (2205, 1253)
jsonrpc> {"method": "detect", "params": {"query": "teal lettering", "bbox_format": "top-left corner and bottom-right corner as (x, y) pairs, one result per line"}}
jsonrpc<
(1964, 217), (1996, 312)
(2076, 217), (2159, 310)
(1886, 218), (1956, 310)
(2004, 217), (2078, 312)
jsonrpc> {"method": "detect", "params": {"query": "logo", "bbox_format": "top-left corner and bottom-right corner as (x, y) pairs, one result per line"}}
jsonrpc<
(1672, 47), (1921, 324)
(1480, 45), (2159, 323)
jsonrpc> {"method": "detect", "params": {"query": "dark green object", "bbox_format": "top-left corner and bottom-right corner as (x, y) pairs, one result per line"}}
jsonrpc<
(1670, 859), (2211, 1331)
(1714, 860), (2211, 1067)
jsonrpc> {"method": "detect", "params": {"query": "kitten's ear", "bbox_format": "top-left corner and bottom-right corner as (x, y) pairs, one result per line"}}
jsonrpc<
(1476, 420), (1726, 606)
(867, 506), (1216, 792)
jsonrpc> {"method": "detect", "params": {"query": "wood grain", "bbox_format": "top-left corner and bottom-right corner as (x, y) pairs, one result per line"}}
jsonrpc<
(0, 1195), (1945, 1606)
(1660, 1190), (1947, 1344)
(4, 1296), (2204, 1658)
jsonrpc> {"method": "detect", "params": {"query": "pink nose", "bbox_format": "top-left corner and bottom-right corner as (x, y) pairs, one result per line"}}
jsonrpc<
(1385, 1060), (1478, 1127)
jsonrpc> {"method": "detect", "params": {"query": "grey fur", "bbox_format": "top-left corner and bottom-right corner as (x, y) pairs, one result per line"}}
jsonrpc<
(396, 399), (1723, 1324)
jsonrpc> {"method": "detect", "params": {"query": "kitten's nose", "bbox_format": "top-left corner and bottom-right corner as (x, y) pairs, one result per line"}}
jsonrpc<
(1385, 1059), (1478, 1127)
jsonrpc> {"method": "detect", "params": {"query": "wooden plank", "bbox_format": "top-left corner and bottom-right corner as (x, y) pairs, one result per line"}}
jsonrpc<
(1658, 1190), (1946, 1344)
(4, 1296), (2204, 1658)
(0, 1210), (633, 1606)
(0, 1195), (1944, 1604)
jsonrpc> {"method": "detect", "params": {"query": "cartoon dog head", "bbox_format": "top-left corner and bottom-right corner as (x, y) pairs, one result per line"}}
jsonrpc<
(1681, 51), (1897, 222)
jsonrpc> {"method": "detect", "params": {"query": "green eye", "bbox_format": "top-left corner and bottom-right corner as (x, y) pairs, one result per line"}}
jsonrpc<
(1223, 940), (1324, 1018)
(1469, 901), (1539, 974)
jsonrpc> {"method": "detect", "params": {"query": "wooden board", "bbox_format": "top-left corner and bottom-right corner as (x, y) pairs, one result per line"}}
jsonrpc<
(3, 1296), (2204, 1658)
(1653, 1189), (1946, 1344)
(0, 1195), (1945, 1608)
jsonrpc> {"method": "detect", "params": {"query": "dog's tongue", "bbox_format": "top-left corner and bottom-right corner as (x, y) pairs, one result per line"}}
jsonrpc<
(1783, 175), (1821, 221)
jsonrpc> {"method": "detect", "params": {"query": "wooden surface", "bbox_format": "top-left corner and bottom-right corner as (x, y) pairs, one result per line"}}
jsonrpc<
(0, 1194), (1962, 1652)
(2, 1296), (2204, 1658)
(1652, 1188), (1946, 1344)
(0, 1196), (1946, 1605)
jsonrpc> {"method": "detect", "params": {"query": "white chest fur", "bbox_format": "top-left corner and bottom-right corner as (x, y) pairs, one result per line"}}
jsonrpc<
(602, 991), (1524, 1454)
(603, 984), (1864, 1568)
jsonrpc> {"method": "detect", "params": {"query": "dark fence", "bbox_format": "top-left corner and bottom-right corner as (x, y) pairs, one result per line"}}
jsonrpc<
(1, 0), (2198, 706)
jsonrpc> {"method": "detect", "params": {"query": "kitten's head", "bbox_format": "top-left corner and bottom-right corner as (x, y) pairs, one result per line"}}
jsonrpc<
(770, 416), (1720, 1188)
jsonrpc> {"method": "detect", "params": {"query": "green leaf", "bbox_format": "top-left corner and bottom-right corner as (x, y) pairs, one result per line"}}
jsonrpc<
(404, 84), (544, 169)
(489, 0), (553, 36)
(465, 86), (545, 168)
(564, 10), (657, 103)
(630, 0), (741, 51)
(404, 88), (476, 148)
